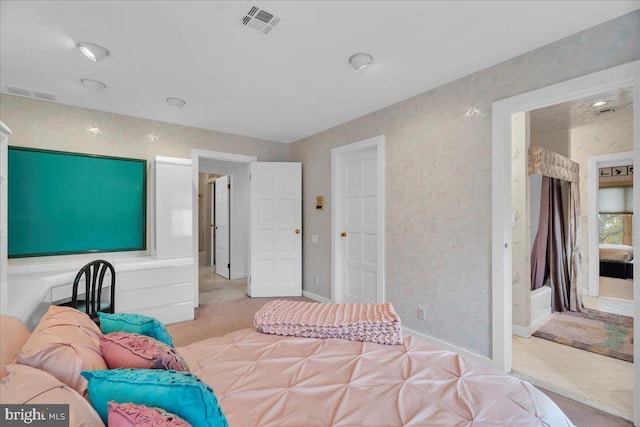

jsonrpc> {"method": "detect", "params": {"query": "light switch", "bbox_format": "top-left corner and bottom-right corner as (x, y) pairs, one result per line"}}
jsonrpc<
(311, 234), (318, 244)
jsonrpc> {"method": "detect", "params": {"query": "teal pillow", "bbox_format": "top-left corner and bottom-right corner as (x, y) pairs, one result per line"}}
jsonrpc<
(82, 368), (228, 427)
(98, 313), (175, 347)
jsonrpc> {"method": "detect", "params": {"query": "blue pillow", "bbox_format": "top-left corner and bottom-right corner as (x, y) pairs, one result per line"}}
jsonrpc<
(82, 368), (228, 427)
(98, 312), (175, 347)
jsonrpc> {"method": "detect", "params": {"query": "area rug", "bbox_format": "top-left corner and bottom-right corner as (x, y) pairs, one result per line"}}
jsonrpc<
(532, 309), (633, 362)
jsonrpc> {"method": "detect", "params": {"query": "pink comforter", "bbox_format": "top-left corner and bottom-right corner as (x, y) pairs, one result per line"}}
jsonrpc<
(178, 329), (574, 427)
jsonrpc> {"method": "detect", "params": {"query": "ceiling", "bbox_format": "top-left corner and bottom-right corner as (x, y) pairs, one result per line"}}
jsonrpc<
(530, 87), (633, 133)
(1, 1), (638, 143)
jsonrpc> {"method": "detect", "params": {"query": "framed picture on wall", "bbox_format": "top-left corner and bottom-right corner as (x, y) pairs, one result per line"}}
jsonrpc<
(612, 166), (627, 176)
(599, 167), (612, 177)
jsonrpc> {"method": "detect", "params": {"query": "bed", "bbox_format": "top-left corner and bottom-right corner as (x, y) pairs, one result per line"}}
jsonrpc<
(600, 244), (634, 280)
(1, 305), (576, 427)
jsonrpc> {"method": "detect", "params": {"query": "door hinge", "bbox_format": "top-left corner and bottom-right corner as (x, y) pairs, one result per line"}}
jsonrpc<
(228, 263), (230, 269)
(227, 183), (231, 189)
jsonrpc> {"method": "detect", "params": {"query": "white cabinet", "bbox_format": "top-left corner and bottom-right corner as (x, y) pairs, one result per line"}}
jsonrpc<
(0, 121), (11, 315)
(154, 157), (193, 259)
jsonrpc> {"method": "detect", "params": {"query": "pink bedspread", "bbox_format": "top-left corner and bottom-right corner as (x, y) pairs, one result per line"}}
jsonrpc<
(179, 329), (574, 427)
(254, 300), (403, 345)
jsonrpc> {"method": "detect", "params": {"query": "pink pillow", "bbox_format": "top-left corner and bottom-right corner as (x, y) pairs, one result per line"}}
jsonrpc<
(16, 305), (107, 394)
(1, 364), (105, 426)
(108, 402), (192, 427)
(0, 315), (30, 378)
(100, 332), (189, 371)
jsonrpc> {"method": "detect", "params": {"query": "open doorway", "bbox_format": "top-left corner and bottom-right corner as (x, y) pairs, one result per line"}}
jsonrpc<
(197, 172), (246, 305)
(191, 149), (257, 308)
(509, 88), (634, 420)
(491, 61), (639, 425)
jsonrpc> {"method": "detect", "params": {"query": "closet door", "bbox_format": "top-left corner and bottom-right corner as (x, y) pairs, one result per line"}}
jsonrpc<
(155, 156), (193, 259)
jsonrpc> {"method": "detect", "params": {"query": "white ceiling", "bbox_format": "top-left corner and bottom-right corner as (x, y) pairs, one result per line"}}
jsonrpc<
(1, 1), (638, 143)
(530, 87), (633, 133)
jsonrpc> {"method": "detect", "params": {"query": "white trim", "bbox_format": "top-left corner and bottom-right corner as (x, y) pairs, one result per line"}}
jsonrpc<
(492, 60), (639, 425)
(155, 156), (192, 166)
(511, 324), (531, 338)
(587, 151), (633, 297)
(0, 121), (12, 136)
(191, 149), (257, 307)
(403, 327), (493, 366)
(302, 290), (331, 303)
(331, 135), (385, 304)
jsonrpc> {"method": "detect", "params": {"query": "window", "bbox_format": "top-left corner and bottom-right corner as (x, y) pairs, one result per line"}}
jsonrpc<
(599, 213), (633, 245)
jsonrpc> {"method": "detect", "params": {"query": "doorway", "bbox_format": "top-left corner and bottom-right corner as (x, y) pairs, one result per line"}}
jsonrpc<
(510, 92), (634, 419)
(491, 61), (639, 424)
(191, 149), (257, 308)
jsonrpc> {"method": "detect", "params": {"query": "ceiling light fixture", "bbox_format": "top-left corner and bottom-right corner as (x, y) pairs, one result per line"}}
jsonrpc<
(77, 42), (110, 62)
(591, 100), (608, 107)
(349, 53), (373, 70)
(81, 79), (106, 92)
(166, 97), (186, 108)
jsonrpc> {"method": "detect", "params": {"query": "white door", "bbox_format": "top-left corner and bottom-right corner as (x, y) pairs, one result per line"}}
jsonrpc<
(215, 175), (230, 279)
(249, 162), (302, 297)
(210, 183), (215, 266)
(332, 135), (385, 304)
(341, 147), (379, 303)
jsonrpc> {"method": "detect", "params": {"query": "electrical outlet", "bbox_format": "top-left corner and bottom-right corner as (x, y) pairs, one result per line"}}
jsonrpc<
(311, 234), (319, 244)
(418, 306), (426, 320)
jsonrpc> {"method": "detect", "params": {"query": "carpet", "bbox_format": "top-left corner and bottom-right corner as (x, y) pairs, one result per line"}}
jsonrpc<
(532, 309), (633, 362)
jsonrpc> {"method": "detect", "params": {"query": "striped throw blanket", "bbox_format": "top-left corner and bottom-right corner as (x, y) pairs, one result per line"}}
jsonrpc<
(254, 300), (403, 345)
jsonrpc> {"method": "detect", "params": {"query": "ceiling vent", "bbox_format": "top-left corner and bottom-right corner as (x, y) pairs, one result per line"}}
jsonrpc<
(242, 5), (281, 35)
(595, 106), (616, 116)
(4, 85), (57, 102)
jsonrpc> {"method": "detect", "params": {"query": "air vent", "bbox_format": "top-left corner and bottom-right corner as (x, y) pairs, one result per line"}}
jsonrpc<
(595, 106), (616, 116)
(241, 5), (281, 35)
(4, 85), (57, 102)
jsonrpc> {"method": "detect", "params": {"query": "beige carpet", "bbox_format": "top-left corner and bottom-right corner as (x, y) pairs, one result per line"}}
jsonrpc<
(167, 297), (632, 427)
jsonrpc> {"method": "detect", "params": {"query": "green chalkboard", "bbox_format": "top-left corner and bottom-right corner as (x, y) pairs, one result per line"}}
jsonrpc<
(8, 147), (146, 258)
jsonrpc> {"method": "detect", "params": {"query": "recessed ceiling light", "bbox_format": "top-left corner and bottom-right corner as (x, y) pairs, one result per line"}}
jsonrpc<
(591, 100), (608, 107)
(77, 42), (110, 62)
(81, 79), (106, 92)
(349, 53), (373, 70)
(166, 97), (186, 108)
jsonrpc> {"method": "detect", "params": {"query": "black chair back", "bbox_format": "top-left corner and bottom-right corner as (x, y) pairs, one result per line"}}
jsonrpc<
(71, 260), (115, 320)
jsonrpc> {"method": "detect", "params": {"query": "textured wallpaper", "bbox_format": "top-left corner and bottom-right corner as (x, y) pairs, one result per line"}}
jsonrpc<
(289, 11), (640, 357)
(511, 112), (530, 328)
(0, 95), (290, 263)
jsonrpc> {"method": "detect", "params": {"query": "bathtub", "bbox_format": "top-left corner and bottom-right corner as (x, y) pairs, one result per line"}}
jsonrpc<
(531, 285), (552, 332)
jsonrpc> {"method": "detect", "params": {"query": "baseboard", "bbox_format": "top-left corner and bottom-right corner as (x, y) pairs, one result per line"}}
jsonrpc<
(402, 326), (493, 367)
(512, 324), (531, 338)
(531, 312), (552, 332)
(302, 290), (331, 303)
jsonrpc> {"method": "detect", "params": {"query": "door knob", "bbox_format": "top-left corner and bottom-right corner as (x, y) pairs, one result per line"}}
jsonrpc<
(295, 229), (301, 234)
(341, 232), (347, 237)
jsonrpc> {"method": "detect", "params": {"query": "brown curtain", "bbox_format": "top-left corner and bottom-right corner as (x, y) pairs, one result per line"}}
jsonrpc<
(568, 181), (583, 312)
(547, 178), (570, 312)
(530, 176), (583, 312)
(530, 177), (550, 291)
